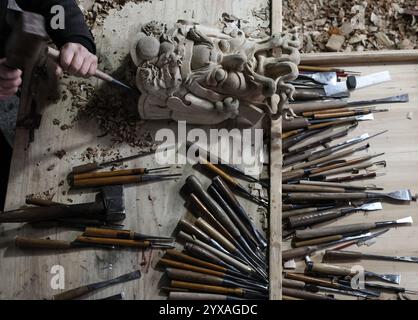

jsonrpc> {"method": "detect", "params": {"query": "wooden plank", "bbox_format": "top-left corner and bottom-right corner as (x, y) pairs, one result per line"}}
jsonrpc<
(269, 0), (283, 301)
(301, 49), (418, 66)
(283, 63), (418, 299)
(0, 0), (269, 300)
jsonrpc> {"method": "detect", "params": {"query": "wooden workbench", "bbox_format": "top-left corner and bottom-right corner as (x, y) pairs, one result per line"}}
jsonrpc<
(0, 0), (270, 300)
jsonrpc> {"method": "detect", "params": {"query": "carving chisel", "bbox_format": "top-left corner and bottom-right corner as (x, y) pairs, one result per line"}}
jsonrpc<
(324, 250), (418, 264)
(53, 270), (141, 300)
(294, 216), (413, 240)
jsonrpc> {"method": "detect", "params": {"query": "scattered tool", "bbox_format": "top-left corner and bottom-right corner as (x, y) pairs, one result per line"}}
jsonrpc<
(297, 180), (383, 191)
(70, 149), (158, 175)
(282, 286), (335, 300)
(324, 172), (384, 183)
(283, 229), (389, 261)
(71, 173), (182, 188)
(338, 279), (418, 296)
(83, 227), (173, 242)
(306, 262), (401, 285)
(324, 250), (418, 264)
(298, 66), (361, 75)
(0, 186), (125, 223)
(53, 270), (141, 300)
(285, 189), (414, 203)
(72, 166), (171, 181)
(287, 202), (383, 229)
(294, 216), (413, 240)
(288, 94), (409, 115)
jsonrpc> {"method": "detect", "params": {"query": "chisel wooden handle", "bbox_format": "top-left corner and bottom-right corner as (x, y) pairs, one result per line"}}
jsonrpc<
(283, 118), (309, 131)
(171, 280), (241, 296)
(71, 162), (100, 174)
(15, 237), (73, 250)
(282, 246), (319, 261)
(184, 243), (231, 270)
(290, 100), (348, 115)
(282, 278), (306, 290)
(72, 175), (144, 188)
(165, 249), (226, 273)
(84, 227), (135, 239)
(286, 192), (368, 201)
(282, 169), (306, 182)
(48, 47), (115, 84)
(75, 235), (151, 248)
(323, 250), (363, 262)
(195, 218), (236, 253)
(309, 262), (354, 276)
(288, 208), (347, 229)
(282, 207), (324, 219)
(166, 268), (224, 286)
(295, 222), (377, 240)
(293, 234), (344, 247)
(313, 111), (360, 119)
(201, 162), (237, 188)
(178, 219), (214, 245)
(160, 258), (224, 277)
(169, 292), (242, 300)
(286, 273), (336, 288)
(74, 168), (147, 181)
(282, 184), (345, 193)
(303, 107), (353, 117)
(282, 287), (334, 300)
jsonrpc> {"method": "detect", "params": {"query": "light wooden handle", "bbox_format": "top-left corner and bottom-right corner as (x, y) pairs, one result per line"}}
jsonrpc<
(171, 280), (239, 296)
(303, 107), (351, 117)
(310, 262), (354, 276)
(286, 192), (367, 201)
(295, 222), (376, 240)
(166, 268), (223, 286)
(165, 249), (226, 273)
(202, 162), (237, 187)
(313, 111), (357, 119)
(74, 168), (146, 181)
(178, 219), (212, 244)
(83, 227), (134, 239)
(72, 175), (141, 188)
(15, 237), (72, 250)
(75, 236), (150, 248)
(282, 184), (345, 193)
(195, 218), (236, 253)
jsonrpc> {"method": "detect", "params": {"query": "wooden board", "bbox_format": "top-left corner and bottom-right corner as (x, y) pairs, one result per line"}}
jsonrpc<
(0, 0), (270, 300)
(283, 62), (418, 299)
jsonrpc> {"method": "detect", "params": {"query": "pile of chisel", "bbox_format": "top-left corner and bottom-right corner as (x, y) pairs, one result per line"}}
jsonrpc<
(280, 88), (417, 300)
(158, 175), (268, 300)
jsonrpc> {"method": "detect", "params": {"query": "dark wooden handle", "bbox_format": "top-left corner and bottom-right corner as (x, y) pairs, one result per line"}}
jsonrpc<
(171, 280), (238, 296)
(282, 278), (306, 290)
(283, 118), (309, 131)
(160, 258), (223, 277)
(286, 192), (368, 201)
(293, 234), (343, 247)
(288, 208), (343, 229)
(282, 246), (318, 261)
(71, 163), (99, 174)
(179, 219), (212, 244)
(285, 273), (334, 287)
(53, 286), (90, 300)
(169, 292), (229, 300)
(74, 168), (146, 181)
(282, 207), (321, 219)
(323, 250), (363, 262)
(282, 287), (334, 300)
(166, 268), (223, 286)
(72, 175), (141, 188)
(295, 222), (376, 240)
(310, 262), (354, 276)
(195, 218), (236, 253)
(282, 184), (345, 193)
(282, 169), (305, 182)
(290, 100), (348, 115)
(15, 237), (72, 250)
(165, 249), (226, 273)
(75, 236), (150, 248)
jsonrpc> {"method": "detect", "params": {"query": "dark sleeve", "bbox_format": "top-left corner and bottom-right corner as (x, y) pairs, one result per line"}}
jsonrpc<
(15, 0), (96, 54)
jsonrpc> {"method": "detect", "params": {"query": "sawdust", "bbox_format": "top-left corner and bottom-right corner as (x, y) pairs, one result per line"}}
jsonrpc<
(54, 150), (66, 159)
(283, 0), (418, 52)
(26, 188), (56, 202)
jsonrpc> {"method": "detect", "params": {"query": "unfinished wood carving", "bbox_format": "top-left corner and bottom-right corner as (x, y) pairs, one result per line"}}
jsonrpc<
(130, 18), (300, 126)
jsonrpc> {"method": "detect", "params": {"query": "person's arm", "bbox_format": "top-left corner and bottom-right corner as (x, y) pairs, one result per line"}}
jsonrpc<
(15, 0), (98, 78)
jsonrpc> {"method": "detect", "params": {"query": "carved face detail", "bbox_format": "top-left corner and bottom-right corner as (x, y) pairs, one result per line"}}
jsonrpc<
(130, 19), (299, 126)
